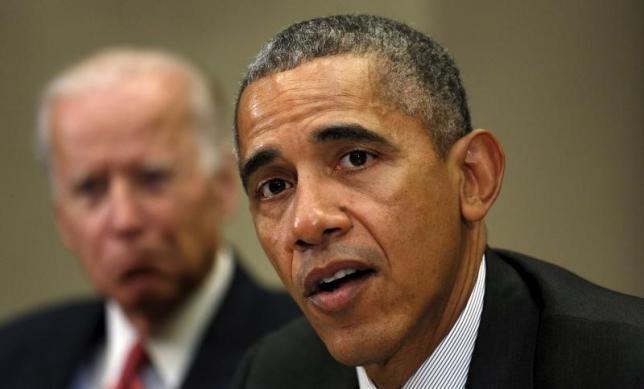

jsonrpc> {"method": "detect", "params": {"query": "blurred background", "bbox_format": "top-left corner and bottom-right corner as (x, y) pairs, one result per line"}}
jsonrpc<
(1, 0), (642, 323)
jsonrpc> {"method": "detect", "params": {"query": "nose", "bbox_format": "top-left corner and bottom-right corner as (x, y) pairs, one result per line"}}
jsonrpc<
(290, 177), (352, 250)
(108, 178), (145, 239)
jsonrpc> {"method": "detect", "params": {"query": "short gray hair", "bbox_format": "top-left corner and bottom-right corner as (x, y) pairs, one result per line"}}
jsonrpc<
(37, 47), (225, 183)
(234, 14), (472, 158)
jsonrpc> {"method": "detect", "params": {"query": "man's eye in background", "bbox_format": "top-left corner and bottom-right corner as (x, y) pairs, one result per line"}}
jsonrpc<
(137, 168), (172, 189)
(258, 178), (292, 199)
(74, 176), (107, 198)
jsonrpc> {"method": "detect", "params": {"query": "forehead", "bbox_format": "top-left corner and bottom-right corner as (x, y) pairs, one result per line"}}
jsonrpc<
(55, 70), (187, 128)
(237, 56), (394, 152)
(53, 71), (191, 146)
(48, 71), (198, 179)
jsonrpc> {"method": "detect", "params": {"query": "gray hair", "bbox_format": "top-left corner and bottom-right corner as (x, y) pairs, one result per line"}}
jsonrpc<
(37, 47), (225, 185)
(234, 14), (472, 158)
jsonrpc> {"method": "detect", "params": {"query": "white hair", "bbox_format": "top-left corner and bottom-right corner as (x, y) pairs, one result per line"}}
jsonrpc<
(36, 47), (225, 184)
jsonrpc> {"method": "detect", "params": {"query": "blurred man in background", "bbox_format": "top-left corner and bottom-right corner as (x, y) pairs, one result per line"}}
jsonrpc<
(0, 47), (298, 389)
(232, 15), (644, 388)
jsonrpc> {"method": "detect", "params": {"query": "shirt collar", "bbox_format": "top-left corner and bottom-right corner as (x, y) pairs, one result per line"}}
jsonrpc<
(102, 246), (235, 388)
(357, 255), (486, 389)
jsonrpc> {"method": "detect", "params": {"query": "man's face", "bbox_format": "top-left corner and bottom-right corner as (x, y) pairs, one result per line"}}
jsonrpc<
(50, 71), (224, 318)
(237, 55), (469, 366)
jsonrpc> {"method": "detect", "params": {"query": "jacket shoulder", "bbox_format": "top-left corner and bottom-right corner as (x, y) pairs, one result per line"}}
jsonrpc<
(232, 317), (355, 389)
(493, 248), (644, 325)
(0, 299), (102, 348)
(0, 299), (104, 388)
(491, 249), (644, 387)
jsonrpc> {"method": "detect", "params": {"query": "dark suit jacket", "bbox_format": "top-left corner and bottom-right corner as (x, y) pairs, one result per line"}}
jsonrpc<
(0, 259), (300, 389)
(232, 248), (644, 388)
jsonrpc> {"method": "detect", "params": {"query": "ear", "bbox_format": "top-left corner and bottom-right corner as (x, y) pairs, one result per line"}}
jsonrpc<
(209, 151), (239, 221)
(448, 129), (505, 223)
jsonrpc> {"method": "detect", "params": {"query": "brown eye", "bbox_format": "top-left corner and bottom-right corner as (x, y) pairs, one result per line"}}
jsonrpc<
(349, 150), (367, 166)
(338, 149), (375, 169)
(258, 178), (292, 200)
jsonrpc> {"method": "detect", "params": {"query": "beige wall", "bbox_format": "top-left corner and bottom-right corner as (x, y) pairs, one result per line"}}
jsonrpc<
(0, 0), (641, 323)
(439, 0), (644, 297)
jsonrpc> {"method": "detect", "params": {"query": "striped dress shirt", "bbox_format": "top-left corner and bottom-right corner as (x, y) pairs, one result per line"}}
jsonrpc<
(356, 257), (486, 389)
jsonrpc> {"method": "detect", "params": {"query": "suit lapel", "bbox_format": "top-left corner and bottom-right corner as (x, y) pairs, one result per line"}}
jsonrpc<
(181, 256), (299, 389)
(47, 301), (105, 389)
(180, 260), (246, 389)
(466, 249), (540, 389)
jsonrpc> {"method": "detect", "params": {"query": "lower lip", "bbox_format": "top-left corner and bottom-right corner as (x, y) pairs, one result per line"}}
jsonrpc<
(122, 268), (163, 285)
(308, 274), (372, 313)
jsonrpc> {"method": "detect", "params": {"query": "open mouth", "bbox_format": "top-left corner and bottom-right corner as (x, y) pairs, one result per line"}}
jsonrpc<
(305, 264), (376, 312)
(316, 268), (374, 293)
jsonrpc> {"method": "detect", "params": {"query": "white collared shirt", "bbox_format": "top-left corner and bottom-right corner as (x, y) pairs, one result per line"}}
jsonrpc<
(76, 247), (235, 389)
(357, 256), (486, 389)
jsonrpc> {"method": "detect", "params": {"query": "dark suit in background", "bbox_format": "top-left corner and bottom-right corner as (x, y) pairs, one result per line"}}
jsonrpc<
(0, 261), (299, 389)
(233, 249), (644, 389)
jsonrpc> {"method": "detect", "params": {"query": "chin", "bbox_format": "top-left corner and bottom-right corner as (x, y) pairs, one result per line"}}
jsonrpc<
(318, 324), (399, 367)
(119, 285), (181, 315)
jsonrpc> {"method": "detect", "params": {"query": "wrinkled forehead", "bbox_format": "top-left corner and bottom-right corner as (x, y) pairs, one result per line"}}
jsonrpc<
(50, 74), (197, 162)
(54, 70), (190, 129)
(236, 55), (397, 154)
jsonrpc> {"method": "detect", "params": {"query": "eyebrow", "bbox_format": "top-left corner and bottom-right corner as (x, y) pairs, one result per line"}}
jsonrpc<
(240, 148), (280, 191)
(312, 124), (393, 146)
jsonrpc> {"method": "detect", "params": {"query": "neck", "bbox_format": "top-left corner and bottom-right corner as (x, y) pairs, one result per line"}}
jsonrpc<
(126, 312), (163, 341)
(123, 282), (196, 340)
(365, 223), (486, 389)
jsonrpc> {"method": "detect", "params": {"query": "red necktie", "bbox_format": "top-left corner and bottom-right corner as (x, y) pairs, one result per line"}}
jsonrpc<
(114, 341), (148, 389)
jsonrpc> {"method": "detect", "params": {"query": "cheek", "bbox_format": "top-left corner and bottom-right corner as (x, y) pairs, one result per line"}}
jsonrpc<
(254, 214), (295, 286)
(389, 189), (462, 292)
(253, 213), (276, 252)
(63, 212), (108, 263)
(389, 163), (458, 228)
(169, 197), (218, 261)
(69, 221), (115, 288)
(365, 165), (461, 268)
(348, 169), (429, 243)
(153, 188), (203, 232)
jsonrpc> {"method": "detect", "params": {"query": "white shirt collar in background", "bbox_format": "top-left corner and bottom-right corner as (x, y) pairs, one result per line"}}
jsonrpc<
(96, 246), (235, 389)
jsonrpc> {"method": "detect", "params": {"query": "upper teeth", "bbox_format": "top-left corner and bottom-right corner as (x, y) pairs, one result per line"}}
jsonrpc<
(320, 268), (357, 284)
